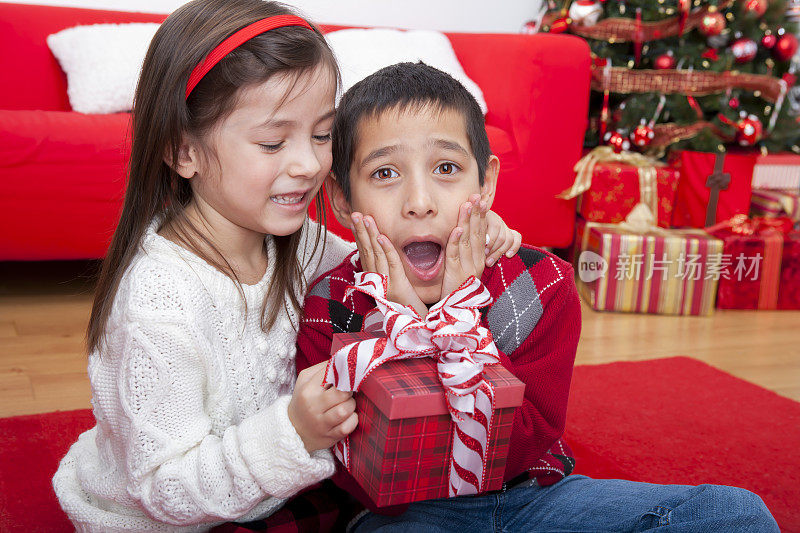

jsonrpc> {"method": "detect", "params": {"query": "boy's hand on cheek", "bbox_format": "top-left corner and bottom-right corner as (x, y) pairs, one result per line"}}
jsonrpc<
(441, 195), (487, 298)
(351, 213), (428, 317)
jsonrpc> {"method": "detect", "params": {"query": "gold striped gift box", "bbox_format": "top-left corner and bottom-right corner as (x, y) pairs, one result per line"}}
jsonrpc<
(576, 222), (724, 316)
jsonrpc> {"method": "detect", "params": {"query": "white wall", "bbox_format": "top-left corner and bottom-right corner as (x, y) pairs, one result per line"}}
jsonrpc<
(1, 0), (544, 33)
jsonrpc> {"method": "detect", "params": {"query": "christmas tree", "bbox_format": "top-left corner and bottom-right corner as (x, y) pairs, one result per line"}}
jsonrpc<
(540, 0), (800, 155)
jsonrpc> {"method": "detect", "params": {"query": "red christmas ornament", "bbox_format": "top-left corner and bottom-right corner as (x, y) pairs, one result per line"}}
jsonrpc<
(728, 96), (740, 108)
(604, 130), (631, 153)
(549, 17), (570, 33)
(731, 37), (758, 63)
(654, 51), (676, 69)
(630, 121), (655, 149)
(773, 33), (799, 61)
(743, 0), (768, 17)
(736, 113), (763, 146)
(699, 12), (726, 36)
(762, 33), (777, 49)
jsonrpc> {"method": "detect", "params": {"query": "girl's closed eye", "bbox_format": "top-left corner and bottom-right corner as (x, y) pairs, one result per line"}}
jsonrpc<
(258, 141), (284, 153)
(313, 132), (332, 143)
(372, 167), (399, 180)
(434, 161), (460, 175)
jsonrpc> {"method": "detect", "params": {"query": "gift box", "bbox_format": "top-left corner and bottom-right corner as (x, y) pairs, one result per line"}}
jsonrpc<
(750, 188), (800, 224)
(706, 216), (800, 310)
(330, 332), (525, 508)
(575, 220), (724, 316)
(670, 150), (756, 228)
(752, 153), (800, 192)
(559, 147), (678, 228)
(576, 162), (679, 228)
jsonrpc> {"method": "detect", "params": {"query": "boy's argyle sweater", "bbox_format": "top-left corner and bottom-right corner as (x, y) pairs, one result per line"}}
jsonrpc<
(296, 245), (581, 514)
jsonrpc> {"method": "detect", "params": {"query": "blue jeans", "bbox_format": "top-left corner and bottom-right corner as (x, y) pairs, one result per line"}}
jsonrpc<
(349, 475), (778, 532)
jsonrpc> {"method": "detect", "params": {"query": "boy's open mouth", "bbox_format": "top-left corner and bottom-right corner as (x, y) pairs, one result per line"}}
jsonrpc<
(402, 239), (444, 281)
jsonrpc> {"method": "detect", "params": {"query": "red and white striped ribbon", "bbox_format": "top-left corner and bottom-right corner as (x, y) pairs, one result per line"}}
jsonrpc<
(324, 272), (500, 497)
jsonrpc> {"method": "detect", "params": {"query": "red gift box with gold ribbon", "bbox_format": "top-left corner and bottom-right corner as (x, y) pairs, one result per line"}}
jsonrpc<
(577, 163), (679, 228)
(560, 147), (678, 228)
(706, 215), (800, 310)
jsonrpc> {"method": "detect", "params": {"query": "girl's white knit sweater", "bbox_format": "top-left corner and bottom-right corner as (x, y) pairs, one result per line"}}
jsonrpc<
(53, 220), (354, 532)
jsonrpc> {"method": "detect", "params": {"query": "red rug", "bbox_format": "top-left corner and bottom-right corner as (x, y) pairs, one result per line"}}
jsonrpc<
(566, 357), (800, 533)
(2, 357), (798, 532)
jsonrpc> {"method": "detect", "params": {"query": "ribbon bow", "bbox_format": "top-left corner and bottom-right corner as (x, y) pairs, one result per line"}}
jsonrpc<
(324, 272), (500, 497)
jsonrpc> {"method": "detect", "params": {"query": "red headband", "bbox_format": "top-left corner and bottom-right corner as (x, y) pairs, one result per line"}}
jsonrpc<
(185, 15), (314, 99)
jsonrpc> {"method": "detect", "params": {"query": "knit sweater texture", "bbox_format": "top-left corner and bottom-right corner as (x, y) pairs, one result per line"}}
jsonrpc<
(53, 220), (354, 532)
(296, 245), (582, 514)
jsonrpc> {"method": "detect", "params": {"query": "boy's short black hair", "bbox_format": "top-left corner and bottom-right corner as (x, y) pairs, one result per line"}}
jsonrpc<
(331, 61), (491, 202)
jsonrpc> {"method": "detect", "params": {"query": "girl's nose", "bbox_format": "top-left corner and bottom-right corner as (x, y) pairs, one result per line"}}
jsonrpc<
(287, 141), (322, 179)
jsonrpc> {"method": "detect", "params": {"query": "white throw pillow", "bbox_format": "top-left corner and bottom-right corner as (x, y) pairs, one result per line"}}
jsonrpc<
(326, 29), (487, 114)
(46, 24), (487, 116)
(47, 23), (159, 114)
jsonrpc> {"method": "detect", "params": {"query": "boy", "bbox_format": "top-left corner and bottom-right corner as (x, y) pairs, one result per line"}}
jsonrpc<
(296, 62), (777, 532)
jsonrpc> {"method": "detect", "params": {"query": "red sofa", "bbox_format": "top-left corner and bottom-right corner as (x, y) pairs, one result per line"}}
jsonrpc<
(0, 3), (590, 261)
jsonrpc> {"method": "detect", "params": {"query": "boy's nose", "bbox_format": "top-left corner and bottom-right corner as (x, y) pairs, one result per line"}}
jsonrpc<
(286, 142), (322, 179)
(403, 178), (437, 218)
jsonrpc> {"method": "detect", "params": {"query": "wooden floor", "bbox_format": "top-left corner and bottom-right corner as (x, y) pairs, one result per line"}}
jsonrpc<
(1, 260), (799, 418)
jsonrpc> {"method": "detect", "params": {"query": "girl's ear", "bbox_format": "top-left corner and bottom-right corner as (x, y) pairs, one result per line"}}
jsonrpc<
(481, 155), (500, 208)
(325, 174), (354, 229)
(165, 140), (200, 179)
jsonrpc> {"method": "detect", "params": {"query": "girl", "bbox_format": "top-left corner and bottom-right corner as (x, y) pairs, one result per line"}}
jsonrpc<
(52, 1), (520, 531)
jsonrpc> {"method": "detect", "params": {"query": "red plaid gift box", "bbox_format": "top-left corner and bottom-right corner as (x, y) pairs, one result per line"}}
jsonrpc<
(752, 153), (800, 192)
(750, 188), (800, 225)
(670, 150), (755, 228)
(330, 332), (525, 508)
(706, 215), (800, 310)
(577, 162), (679, 228)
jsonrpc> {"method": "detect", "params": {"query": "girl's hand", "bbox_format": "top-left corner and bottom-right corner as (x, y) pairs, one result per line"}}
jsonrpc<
(351, 213), (428, 317)
(288, 361), (358, 453)
(484, 201), (522, 267)
(441, 195), (487, 298)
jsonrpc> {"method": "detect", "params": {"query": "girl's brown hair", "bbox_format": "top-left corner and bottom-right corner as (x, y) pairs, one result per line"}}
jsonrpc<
(87, 0), (338, 352)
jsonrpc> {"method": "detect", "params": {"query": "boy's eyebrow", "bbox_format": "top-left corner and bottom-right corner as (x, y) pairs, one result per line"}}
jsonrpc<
(431, 138), (469, 156)
(359, 145), (400, 169)
(359, 138), (468, 169)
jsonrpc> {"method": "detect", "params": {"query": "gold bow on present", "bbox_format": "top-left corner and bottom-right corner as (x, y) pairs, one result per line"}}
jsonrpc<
(558, 146), (665, 227)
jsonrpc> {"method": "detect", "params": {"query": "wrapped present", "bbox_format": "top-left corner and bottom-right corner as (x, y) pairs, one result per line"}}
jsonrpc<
(575, 205), (724, 316)
(326, 273), (525, 508)
(558, 147), (678, 228)
(706, 215), (799, 310)
(752, 153), (800, 192)
(750, 188), (800, 224)
(670, 150), (755, 228)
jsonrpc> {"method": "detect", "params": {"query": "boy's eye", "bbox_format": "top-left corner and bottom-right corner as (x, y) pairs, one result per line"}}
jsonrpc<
(434, 162), (459, 175)
(372, 167), (399, 180)
(313, 133), (332, 143)
(259, 142), (284, 153)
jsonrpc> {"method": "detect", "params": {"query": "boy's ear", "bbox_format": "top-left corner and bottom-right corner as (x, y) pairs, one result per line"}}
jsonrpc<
(164, 139), (201, 179)
(325, 174), (354, 229)
(481, 155), (500, 208)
